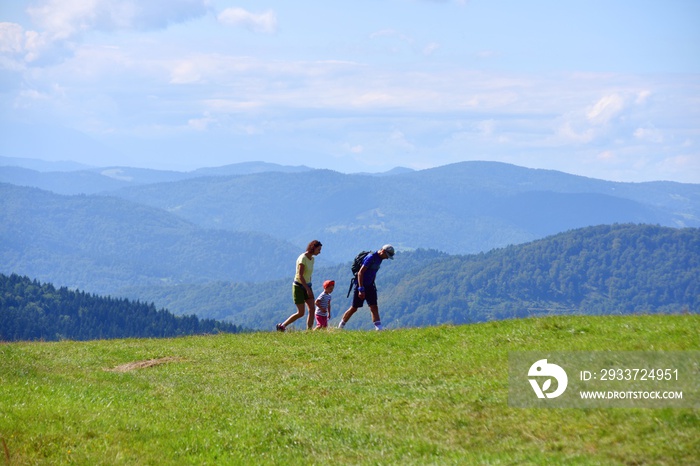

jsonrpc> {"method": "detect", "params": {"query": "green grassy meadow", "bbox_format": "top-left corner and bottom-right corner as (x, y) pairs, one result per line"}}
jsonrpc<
(1, 314), (698, 465)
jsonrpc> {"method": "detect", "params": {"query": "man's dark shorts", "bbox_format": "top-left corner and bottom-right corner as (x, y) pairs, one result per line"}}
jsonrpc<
(352, 283), (378, 308)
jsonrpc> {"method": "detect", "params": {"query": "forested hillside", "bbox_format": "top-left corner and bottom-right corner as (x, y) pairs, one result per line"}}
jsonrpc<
(2, 162), (698, 307)
(383, 224), (699, 327)
(0, 273), (242, 342)
(0, 183), (299, 293)
(121, 225), (699, 330)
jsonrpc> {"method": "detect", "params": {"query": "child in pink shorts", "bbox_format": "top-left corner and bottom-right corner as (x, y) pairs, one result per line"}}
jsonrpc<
(314, 280), (335, 329)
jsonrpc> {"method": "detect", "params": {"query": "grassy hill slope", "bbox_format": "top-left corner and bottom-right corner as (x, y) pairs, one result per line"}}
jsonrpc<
(1, 315), (698, 465)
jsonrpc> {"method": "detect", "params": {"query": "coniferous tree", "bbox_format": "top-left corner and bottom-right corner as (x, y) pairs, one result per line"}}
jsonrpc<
(0, 273), (242, 341)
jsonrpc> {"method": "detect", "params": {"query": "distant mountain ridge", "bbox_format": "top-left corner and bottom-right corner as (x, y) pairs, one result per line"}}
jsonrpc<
(2, 160), (698, 300)
(0, 183), (299, 294)
(109, 161), (699, 262)
(0, 161), (315, 194)
(1, 159), (412, 195)
(191, 161), (312, 177)
(0, 156), (92, 172)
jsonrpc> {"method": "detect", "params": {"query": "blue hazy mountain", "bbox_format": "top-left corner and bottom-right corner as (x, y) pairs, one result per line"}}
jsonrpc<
(0, 161), (314, 195)
(108, 161), (699, 262)
(2, 161), (698, 301)
(0, 183), (299, 294)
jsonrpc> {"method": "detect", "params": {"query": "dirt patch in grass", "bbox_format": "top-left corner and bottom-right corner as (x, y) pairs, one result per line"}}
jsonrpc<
(107, 356), (185, 372)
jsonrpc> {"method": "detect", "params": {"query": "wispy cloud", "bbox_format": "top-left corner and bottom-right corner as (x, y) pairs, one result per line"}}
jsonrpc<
(586, 94), (625, 125)
(369, 29), (441, 57)
(1, 1), (697, 182)
(27, 0), (209, 38)
(0, 22), (25, 54)
(217, 8), (277, 34)
(1, 0), (209, 66)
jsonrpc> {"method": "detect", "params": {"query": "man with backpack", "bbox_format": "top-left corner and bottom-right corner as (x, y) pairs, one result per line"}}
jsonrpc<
(338, 244), (395, 331)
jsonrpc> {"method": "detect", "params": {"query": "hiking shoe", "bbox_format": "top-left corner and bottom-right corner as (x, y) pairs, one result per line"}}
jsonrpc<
(276, 323), (285, 332)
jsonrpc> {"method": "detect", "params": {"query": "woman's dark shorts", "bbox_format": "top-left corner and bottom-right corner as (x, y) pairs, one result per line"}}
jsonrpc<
(293, 283), (313, 304)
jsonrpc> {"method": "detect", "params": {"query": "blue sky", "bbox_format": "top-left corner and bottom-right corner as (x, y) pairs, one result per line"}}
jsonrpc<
(1, 0), (699, 182)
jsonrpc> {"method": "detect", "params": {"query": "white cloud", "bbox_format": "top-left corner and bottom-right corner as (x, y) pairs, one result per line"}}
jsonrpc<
(27, 0), (209, 38)
(0, 22), (25, 54)
(389, 130), (415, 151)
(188, 113), (216, 131)
(1, 1), (208, 68)
(477, 119), (496, 136)
(635, 90), (652, 105)
(658, 155), (698, 176)
(475, 50), (497, 59)
(352, 91), (394, 107)
(27, 0), (98, 40)
(423, 42), (440, 56)
(16, 88), (50, 104)
(170, 60), (202, 84)
(203, 99), (264, 113)
(597, 150), (616, 161)
(369, 28), (443, 58)
(634, 126), (664, 143)
(217, 8), (277, 34)
(556, 119), (595, 144)
(2, 2), (697, 183)
(551, 92), (638, 146)
(586, 93), (625, 125)
(0, 22), (27, 69)
(344, 143), (364, 154)
(0, 22), (57, 66)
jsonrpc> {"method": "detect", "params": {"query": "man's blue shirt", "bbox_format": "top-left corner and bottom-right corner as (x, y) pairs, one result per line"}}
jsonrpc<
(361, 252), (383, 285)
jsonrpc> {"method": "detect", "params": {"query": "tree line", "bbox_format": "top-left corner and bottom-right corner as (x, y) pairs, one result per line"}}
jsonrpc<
(0, 273), (243, 341)
(3, 224), (698, 334)
(383, 224), (699, 327)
